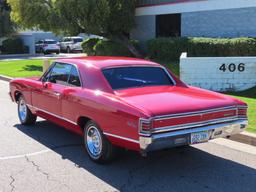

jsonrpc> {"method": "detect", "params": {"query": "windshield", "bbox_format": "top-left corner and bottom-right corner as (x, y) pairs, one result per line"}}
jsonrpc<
(102, 66), (174, 90)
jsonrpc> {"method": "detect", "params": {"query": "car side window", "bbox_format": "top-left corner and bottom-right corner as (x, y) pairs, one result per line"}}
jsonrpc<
(47, 63), (72, 86)
(68, 66), (81, 87)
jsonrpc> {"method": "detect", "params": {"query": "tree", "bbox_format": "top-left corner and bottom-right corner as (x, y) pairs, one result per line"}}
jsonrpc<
(8, 0), (141, 57)
(0, 0), (15, 37)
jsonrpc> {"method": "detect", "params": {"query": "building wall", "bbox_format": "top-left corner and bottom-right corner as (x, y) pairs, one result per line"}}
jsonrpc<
(180, 53), (256, 91)
(130, 15), (156, 47)
(137, 0), (197, 7)
(182, 7), (256, 37)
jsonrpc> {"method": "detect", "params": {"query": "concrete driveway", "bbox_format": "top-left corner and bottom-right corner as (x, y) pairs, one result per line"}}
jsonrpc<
(0, 80), (255, 192)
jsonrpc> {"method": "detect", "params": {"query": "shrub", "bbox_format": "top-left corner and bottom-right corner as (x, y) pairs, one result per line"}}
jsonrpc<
(82, 38), (138, 57)
(94, 40), (132, 56)
(81, 38), (100, 56)
(147, 37), (256, 60)
(1, 38), (29, 54)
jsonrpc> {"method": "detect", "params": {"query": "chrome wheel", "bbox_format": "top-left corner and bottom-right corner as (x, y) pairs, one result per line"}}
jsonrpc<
(86, 126), (102, 158)
(18, 98), (27, 122)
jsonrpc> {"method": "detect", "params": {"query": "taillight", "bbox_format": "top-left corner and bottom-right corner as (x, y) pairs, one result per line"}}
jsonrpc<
(238, 106), (247, 117)
(139, 118), (152, 135)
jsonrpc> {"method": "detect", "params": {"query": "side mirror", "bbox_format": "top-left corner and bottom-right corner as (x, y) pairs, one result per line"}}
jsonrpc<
(43, 82), (50, 88)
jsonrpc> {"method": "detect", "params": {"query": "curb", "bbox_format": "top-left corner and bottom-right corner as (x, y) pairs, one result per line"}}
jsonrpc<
(229, 131), (256, 147)
(0, 75), (255, 147)
(0, 54), (41, 58)
(0, 75), (12, 82)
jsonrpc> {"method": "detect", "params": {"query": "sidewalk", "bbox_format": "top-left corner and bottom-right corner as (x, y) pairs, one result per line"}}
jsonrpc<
(0, 53), (86, 61)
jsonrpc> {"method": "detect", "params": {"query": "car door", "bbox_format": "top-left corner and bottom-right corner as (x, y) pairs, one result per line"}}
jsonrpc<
(61, 65), (83, 133)
(32, 62), (72, 119)
(60, 38), (66, 51)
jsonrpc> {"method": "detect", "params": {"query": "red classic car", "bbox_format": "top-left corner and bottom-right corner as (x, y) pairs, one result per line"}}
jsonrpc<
(9, 57), (248, 163)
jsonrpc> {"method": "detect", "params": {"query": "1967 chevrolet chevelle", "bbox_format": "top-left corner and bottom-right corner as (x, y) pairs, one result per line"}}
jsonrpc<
(9, 57), (248, 163)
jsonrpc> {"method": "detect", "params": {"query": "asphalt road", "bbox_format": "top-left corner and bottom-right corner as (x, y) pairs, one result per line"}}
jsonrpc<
(0, 80), (256, 192)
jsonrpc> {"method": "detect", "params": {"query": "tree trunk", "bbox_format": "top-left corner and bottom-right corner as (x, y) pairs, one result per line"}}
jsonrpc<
(112, 35), (143, 58)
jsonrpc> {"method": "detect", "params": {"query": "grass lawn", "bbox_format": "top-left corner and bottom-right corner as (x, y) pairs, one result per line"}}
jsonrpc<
(0, 59), (255, 133)
(0, 59), (44, 78)
(227, 87), (256, 133)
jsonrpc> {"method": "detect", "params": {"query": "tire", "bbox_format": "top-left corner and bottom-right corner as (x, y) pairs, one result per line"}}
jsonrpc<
(40, 48), (44, 54)
(66, 47), (71, 53)
(18, 96), (37, 125)
(56, 51), (60, 54)
(83, 121), (117, 163)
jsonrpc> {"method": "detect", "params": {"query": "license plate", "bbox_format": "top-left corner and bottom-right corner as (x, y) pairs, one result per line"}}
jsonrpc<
(191, 131), (209, 144)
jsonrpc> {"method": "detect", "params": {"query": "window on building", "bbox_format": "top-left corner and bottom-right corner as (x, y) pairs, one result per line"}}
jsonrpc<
(156, 13), (181, 37)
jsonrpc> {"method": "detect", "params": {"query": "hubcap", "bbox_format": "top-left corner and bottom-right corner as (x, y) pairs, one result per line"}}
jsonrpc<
(18, 99), (27, 122)
(86, 126), (102, 157)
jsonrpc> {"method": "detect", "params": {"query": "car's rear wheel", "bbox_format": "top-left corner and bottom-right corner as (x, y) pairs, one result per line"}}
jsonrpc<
(83, 121), (116, 163)
(18, 96), (37, 125)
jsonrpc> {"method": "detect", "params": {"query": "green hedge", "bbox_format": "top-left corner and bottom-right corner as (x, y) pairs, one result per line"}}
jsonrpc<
(147, 37), (256, 60)
(81, 38), (100, 56)
(1, 38), (29, 54)
(82, 38), (137, 56)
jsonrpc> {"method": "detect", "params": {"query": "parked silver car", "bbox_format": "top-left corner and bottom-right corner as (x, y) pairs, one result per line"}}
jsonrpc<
(35, 39), (60, 54)
(60, 37), (83, 53)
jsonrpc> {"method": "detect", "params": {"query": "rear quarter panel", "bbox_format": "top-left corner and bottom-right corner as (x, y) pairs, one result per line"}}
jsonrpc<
(65, 88), (146, 151)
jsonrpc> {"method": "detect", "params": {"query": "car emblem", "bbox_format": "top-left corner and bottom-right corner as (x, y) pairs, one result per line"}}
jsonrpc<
(127, 121), (137, 128)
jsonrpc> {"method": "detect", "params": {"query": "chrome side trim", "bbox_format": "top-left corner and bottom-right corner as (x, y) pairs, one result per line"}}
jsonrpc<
(103, 132), (139, 144)
(26, 104), (77, 125)
(27, 104), (140, 144)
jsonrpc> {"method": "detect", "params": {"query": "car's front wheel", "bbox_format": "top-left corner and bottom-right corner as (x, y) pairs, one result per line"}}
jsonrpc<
(18, 96), (37, 125)
(83, 121), (117, 163)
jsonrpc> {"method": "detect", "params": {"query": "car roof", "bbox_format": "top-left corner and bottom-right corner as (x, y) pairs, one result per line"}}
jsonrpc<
(56, 56), (161, 69)
(63, 36), (83, 39)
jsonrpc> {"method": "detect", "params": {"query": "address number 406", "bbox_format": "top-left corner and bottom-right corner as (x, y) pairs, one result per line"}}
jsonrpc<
(219, 63), (245, 72)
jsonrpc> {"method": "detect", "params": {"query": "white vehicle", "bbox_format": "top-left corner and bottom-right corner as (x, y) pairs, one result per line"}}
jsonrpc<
(35, 39), (60, 55)
(60, 37), (83, 53)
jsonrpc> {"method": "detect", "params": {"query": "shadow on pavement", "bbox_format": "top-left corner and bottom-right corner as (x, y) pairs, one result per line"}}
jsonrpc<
(15, 121), (256, 192)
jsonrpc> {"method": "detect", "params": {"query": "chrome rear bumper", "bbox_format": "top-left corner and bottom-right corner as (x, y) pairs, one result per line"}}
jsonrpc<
(139, 120), (248, 152)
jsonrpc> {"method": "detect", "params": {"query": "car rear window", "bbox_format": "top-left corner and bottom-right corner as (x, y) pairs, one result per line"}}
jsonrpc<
(102, 66), (174, 90)
(45, 40), (57, 44)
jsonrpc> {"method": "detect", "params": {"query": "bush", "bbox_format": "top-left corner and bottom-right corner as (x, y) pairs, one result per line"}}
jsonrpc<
(81, 38), (100, 56)
(94, 40), (132, 56)
(147, 37), (256, 60)
(82, 38), (138, 57)
(1, 38), (29, 54)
